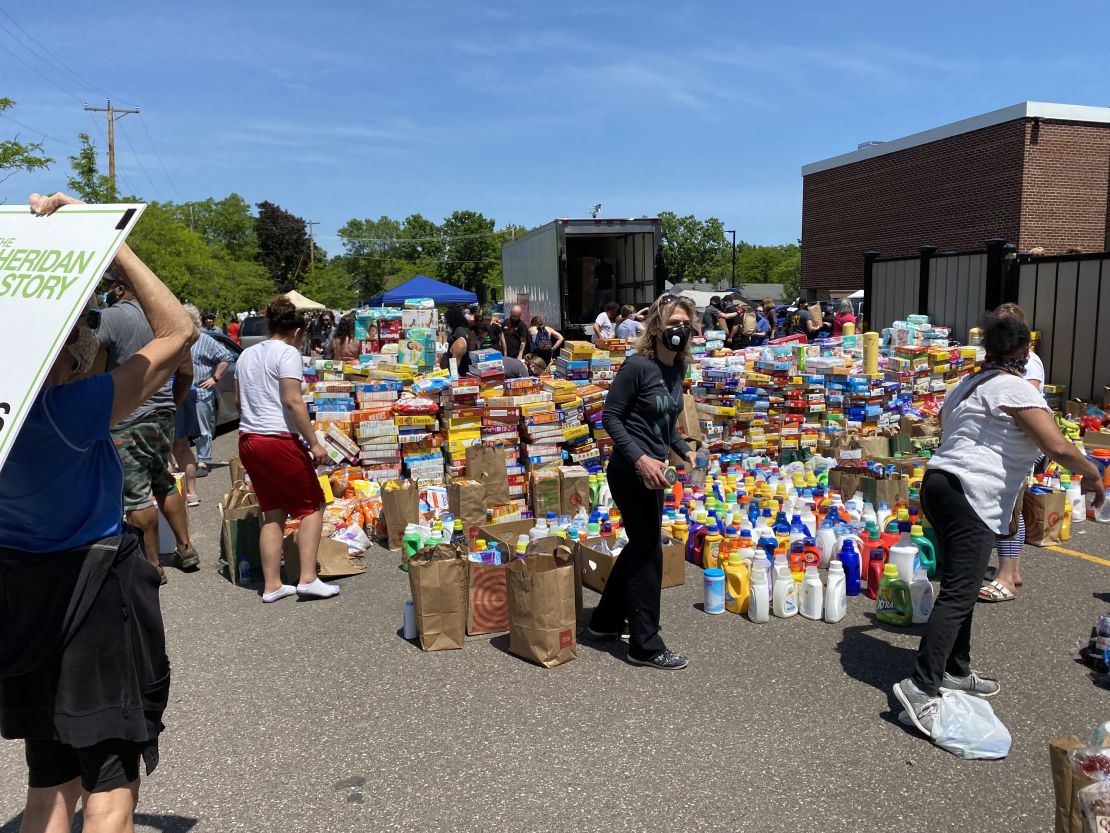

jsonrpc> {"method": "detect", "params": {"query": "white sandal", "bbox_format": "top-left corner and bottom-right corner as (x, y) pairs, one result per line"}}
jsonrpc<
(978, 579), (1016, 603)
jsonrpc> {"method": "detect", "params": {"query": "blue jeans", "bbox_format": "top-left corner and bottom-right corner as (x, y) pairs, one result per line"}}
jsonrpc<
(195, 387), (216, 464)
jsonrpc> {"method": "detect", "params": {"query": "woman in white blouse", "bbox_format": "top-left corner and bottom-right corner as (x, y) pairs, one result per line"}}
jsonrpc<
(894, 311), (1104, 739)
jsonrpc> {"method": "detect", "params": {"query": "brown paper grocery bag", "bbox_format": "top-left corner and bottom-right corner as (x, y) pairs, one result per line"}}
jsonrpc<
(857, 435), (891, 459)
(559, 466), (591, 515)
(228, 457), (247, 487)
(449, 478), (487, 539)
(382, 482), (419, 551)
(827, 466), (865, 499)
(408, 544), (468, 651)
(1024, 489), (1066, 547)
(467, 560), (509, 635)
(860, 472), (909, 508)
(1049, 735), (1110, 833)
(466, 445), (510, 507)
(507, 549), (577, 667)
(283, 532), (366, 580)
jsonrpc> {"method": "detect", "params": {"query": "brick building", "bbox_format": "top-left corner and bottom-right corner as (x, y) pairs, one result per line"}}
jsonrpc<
(800, 102), (1110, 296)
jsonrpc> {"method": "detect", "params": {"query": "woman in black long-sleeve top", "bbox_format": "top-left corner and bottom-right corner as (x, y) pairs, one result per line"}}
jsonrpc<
(589, 294), (697, 669)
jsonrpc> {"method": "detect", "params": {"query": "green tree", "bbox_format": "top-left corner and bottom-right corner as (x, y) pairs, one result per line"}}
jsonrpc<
(397, 213), (445, 263)
(442, 210), (497, 302)
(0, 98), (52, 188)
(66, 133), (117, 202)
(177, 194), (259, 261)
(338, 215), (403, 299)
(299, 260), (357, 310)
(659, 211), (728, 284)
(734, 242), (801, 301)
(255, 200), (310, 292)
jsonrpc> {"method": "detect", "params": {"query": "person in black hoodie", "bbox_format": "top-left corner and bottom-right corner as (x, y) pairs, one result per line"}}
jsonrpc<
(589, 293), (697, 670)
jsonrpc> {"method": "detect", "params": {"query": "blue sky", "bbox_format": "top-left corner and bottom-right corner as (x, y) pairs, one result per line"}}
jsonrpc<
(2, 1), (1108, 255)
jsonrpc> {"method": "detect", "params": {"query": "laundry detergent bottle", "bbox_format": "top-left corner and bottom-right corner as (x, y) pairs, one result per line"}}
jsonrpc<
(875, 563), (912, 626)
(824, 560), (847, 623)
(724, 552), (751, 615)
(910, 524), (937, 579)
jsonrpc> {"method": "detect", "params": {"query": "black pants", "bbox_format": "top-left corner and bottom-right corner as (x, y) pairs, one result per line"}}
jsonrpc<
(912, 470), (996, 695)
(590, 455), (667, 660)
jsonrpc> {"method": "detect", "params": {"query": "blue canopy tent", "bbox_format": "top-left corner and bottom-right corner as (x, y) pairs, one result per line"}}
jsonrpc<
(366, 275), (477, 307)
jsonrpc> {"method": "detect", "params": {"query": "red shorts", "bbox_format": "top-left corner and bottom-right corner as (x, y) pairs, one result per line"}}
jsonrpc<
(238, 433), (324, 520)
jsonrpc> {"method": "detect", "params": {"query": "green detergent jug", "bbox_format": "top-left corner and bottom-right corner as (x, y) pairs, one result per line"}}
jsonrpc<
(911, 525), (937, 579)
(875, 563), (912, 626)
(919, 518), (941, 572)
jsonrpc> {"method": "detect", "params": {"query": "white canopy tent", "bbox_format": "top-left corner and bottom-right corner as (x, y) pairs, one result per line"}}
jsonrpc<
(282, 290), (326, 312)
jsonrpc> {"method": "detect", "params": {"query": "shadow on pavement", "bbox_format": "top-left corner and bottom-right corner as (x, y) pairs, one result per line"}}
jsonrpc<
(1, 811), (199, 832)
(837, 619), (918, 693)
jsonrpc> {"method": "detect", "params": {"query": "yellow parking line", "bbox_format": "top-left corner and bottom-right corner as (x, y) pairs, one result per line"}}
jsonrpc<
(1046, 545), (1110, 568)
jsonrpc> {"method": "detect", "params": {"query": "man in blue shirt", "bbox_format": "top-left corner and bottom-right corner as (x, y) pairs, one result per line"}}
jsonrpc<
(186, 307), (235, 476)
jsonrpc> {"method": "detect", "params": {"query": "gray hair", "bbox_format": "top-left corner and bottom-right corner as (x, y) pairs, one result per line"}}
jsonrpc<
(183, 302), (202, 330)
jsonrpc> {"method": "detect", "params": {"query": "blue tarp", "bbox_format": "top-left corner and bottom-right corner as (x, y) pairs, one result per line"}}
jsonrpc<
(367, 275), (477, 306)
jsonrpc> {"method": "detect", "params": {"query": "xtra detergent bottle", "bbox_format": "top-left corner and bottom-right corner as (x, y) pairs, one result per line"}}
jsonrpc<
(748, 562), (770, 623)
(799, 566), (824, 620)
(703, 524), (724, 571)
(839, 539), (862, 597)
(875, 563), (913, 626)
(910, 568), (934, 624)
(910, 525), (937, 579)
(724, 552), (751, 615)
(824, 561), (847, 623)
(686, 511), (709, 566)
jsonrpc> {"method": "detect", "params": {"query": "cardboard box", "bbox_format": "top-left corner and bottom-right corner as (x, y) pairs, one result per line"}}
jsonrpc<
(577, 538), (686, 592)
(662, 540), (686, 588)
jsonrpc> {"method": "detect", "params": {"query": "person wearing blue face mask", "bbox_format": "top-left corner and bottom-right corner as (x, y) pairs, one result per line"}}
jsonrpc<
(588, 293), (698, 670)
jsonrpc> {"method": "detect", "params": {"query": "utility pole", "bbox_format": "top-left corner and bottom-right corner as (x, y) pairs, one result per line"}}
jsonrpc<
(83, 99), (140, 199)
(725, 229), (736, 291)
(307, 221), (319, 270)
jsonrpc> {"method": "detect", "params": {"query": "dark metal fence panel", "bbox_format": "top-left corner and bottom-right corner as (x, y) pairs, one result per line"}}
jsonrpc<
(927, 253), (987, 342)
(871, 258), (918, 331)
(1016, 255), (1109, 401)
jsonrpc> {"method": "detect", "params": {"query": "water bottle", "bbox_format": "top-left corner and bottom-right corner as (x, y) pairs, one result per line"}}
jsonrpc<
(238, 557), (252, 585)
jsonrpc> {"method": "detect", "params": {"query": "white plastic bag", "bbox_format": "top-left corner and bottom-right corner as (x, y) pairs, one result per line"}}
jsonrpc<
(931, 691), (1012, 759)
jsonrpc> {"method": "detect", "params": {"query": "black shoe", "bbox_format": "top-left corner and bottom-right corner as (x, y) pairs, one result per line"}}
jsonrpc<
(586, 623), (627, 640)
(628, 649), (688, 670)
(195, 465), (210, 478)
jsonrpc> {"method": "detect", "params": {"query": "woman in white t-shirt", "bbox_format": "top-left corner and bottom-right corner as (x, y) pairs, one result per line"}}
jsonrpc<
(894, 312), (1104, 740)
(979, 303), (1044, 602)
(236, 297), (340, 603)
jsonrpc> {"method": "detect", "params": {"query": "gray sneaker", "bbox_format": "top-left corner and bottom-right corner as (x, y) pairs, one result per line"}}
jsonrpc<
(893, 678), (940, 737)
(940, 671), (1000, 698)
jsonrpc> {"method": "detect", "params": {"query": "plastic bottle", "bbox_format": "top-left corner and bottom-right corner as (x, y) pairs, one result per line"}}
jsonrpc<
(722, 525), (739, 561)
(403, 599), (417, 639)
(789, 513), (811, 545)
(757, 530), (779, 561)
(815, 517), (838, 568)
(401, 523), (426, 571)
(865, 543), (886, 600)
(530, 515), (549, 542)
(910, 524), (937, 579)
(910, 568), (935, 624)
(748, 563), (770, 623)
(861, 501), (878, 528)
(515, 534), (529, 560)
(875, 502), (893, 534)
(875, 563), (913, 626)
(1066, 474), (1086, 525)
(824, 561), (847, 623)
(703, 524), (724, 570)
(588, 473), (600, 509)
(839, 539), (861, 596)
(799, 566), (824, 620)
(772, 565), (799, 618)
(687, 511), (709, 566)
(450, 518), (467, 548)
(738, 530), (757, 566)
(788, 539), (807, 579)
(238, 556), (252, 586)
(751, 551), (774, 602)
(724, 552), (751, 615)
(888, 520), (920, 584)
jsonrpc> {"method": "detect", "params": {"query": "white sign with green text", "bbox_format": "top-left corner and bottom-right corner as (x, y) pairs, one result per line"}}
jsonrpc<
(0, 203), (145, 472)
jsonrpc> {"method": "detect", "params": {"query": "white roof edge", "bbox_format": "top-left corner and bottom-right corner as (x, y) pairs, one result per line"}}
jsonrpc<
(801, 102), (1110, 176)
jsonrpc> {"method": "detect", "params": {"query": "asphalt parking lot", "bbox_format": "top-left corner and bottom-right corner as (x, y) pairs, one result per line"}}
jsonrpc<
(2, 429), (1108, 833)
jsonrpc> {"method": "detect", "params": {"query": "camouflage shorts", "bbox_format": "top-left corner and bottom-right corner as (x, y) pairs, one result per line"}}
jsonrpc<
(112, 410), (178, 513)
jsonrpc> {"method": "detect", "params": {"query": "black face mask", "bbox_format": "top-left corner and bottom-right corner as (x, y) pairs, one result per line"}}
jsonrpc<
(662, 324), (691, 353)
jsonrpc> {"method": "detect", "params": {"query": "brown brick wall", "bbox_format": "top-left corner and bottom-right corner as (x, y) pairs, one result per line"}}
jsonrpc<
(802, 120), (1027, 294)
(1019, 120), (1110, 254)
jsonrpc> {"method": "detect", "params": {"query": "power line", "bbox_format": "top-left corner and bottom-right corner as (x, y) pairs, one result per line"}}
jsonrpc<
(0, 9), (121, 102)
(319, 229), (503, 244)
(118, 120), (160, 200)
(138, 116), (181, 201)
(0, 112), (79, 148)
(0, 35), (84, 102)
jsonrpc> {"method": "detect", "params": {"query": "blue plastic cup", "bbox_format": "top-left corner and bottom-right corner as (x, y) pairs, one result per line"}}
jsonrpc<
(704, 568), (726, 614)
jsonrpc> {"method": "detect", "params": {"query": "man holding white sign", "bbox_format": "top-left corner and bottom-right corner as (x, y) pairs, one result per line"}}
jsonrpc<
(0, 192), (195, 830)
